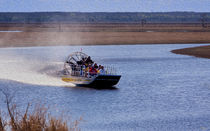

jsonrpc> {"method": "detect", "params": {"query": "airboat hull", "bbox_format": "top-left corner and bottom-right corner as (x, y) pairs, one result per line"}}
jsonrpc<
(62, 75), (121, 88)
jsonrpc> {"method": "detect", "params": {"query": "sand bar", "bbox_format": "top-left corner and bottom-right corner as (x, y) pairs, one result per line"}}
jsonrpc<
(171, 45), (210, 59)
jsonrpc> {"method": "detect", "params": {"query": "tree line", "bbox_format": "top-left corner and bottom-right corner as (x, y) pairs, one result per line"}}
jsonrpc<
(0, 12), (209, 23)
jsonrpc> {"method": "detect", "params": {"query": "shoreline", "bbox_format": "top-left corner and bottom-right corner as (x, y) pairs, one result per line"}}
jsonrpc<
(0, 23), (210, 48)
(171, 45), (210, 59)
(1, 23), (210, 58)
(1, 32), (210, 48)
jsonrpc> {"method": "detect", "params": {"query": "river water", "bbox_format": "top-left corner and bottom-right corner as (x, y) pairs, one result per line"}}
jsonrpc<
(0, 44), (210, 131)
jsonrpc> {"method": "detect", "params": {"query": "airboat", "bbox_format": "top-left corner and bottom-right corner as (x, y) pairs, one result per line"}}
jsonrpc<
(61, 52), (121, 87)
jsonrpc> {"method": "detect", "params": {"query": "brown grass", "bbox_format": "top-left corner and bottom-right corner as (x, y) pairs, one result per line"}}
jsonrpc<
(1, 32), (210, 47)
(0, 23), (210, 47)
(0, 111), (7, 131)
(171, 45), (210, 59)
(0, 91), (81, 131)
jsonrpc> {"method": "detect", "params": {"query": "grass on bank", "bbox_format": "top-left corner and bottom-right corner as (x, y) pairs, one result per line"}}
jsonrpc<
(0, 91), (82, 131)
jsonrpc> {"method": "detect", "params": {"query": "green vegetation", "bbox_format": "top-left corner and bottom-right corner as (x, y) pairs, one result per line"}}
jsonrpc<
(0, 12), (210, 23)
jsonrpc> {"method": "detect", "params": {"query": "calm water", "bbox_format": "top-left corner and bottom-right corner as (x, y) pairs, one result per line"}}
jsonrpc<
(1, 44), (210, 131)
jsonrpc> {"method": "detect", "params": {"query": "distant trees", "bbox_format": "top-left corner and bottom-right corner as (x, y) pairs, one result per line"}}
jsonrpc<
(141, 19), (146, 27)
(201, 13), (208, 28)
(140, 19), (147, 32)
(0, 12), (209, 23)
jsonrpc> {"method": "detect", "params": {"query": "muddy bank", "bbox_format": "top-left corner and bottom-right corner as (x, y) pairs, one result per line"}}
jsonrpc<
(171, 45), (210, 59)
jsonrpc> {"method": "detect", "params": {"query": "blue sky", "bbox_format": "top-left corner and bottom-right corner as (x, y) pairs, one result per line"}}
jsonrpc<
(0, 0), (209, 12)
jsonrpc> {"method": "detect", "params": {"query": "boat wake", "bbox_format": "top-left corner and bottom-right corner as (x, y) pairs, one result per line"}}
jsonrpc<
(0, 48), (74, 87)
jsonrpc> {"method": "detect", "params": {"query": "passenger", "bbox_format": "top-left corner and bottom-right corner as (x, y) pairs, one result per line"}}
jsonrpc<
(80, 64), (86, 76)
(97, 65), (102, 74)
(89, 66), (97, 76)
(94, 63), (98, 69)
(85, 64), (91, 77)
(98, 65), (102, 69)
(99, 66), (105, 74)
(82, 57), (86, 64)
(85, 56), (94, 65)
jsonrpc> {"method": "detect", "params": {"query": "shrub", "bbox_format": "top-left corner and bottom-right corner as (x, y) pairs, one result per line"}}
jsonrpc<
(0, 91), (81, 131)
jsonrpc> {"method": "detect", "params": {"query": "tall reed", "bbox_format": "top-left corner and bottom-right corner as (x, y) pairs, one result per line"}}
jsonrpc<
(0, 91), (81, 131)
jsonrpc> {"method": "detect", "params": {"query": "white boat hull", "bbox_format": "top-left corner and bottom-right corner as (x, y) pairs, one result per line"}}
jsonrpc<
(62, 74), (121, 87)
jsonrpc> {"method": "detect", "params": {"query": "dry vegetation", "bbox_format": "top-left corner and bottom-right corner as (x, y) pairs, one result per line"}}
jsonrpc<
(0, 23), (210, 47)
(0, 23), (209, 32)
(0, 91), (81, 131)
(1, 22), (210, 59)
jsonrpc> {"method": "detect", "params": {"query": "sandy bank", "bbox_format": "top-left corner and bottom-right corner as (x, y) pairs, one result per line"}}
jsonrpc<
(1, 32), (210, 47)
(0, 23), (210, 47)
(171, 45), (210, 59)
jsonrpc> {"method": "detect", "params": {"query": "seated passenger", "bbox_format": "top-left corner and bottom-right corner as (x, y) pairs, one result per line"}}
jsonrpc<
(84, 64), (90, 77)
(89, 66), (97, 76)
(82, 57), (86, 64)
(97, 65), (101, 74)
(85, 56), (94, 65)
(99, 66), (105, 74)
(94, 63), (98, 69)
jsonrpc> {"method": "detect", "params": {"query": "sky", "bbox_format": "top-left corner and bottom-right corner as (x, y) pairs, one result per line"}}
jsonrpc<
(0, 0), (210, 12)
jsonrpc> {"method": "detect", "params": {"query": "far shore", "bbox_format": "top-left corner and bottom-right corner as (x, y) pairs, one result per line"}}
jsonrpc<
(0, 23), (210, 49)
(1, 32), (210, 48)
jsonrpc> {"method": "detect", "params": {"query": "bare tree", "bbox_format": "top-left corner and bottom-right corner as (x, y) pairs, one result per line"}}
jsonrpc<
(140, 19), (147, 32)
(201, 13), (207, 28)
(141, 19), (147, 27)
(0, 111), (7, 131)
